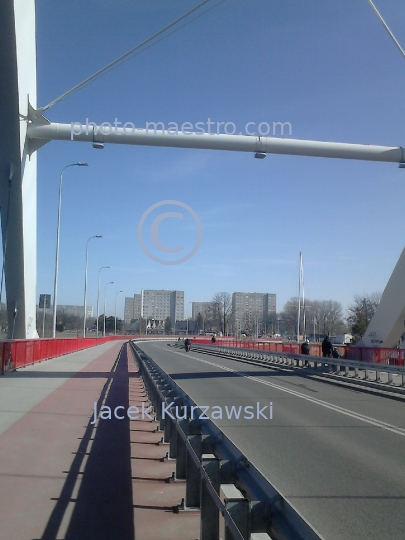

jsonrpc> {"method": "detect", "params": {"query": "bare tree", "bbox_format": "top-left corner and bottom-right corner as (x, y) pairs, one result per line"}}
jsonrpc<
(310, 300), (345, 337)
(346, 292), (381, 343)
(212, 292), (232, 335)
(280, 297), (303, 337)
(164, 316), (172, 334)
(281, 297), (345, 339)
(200, 303), (215, 333)
(194, 312), (204, 334)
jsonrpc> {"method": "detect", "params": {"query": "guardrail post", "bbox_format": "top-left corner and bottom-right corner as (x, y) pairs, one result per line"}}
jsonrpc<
(159, 388), (173, 420)
(388, 372), (393, 385)
(186, 433), (202, 508)
(154, 384), (164, 422)
(201, 454), (220, 540)
(163, 394), (176, 442)
(176, 417), (189, 480)
(169, 416), (177, 458)
(250, 501), (270, 538)
(222, 484), (250, 540)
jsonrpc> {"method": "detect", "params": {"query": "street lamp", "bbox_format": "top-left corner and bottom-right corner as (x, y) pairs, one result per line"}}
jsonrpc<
(104, 281), (114, 336)
(304, 306), (310, 341)
(96, 266), (110, 337)
(186, 301), (192, 335)
(83, 235), (102, 337)
(52, 162), (89, 337)
(114, 290), (123, 335)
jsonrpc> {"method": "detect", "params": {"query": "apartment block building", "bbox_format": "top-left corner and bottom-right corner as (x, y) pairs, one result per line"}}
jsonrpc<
(191, 301), (213, 319)
(141, 289), (184, 322)
(232, 292), (276, 335)
(125, 290), (184, 325)
(124, 294), (142, 324)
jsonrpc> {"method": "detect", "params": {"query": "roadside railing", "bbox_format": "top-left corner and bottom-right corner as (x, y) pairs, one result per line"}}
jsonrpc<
(186, 343), (405, 388)
(2, 333), (404, 377)
(129, 340), (324, 540)
(0, 335), (132, 375)
(187, 338), (405, 366)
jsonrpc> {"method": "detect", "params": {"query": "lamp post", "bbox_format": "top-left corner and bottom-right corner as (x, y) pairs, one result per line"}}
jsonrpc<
(96, 266), (110, 337)
(52, 162), (89, 337)
(304, 307), (310, 341)
(83, 235), (102, 337)
(186, 301), (192, 335)
(103, 281), (114, 336)
(114, 290), (123, 335)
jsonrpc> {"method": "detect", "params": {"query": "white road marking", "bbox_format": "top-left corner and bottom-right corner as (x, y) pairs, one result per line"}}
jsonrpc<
(167, 347), (405, 437)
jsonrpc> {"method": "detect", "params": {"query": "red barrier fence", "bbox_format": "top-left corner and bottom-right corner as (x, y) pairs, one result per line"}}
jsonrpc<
(0, 335), (135, 375)
(346, 346), (405, 366)
(189, 338), (405, 367)
(2, 335), (404, 375)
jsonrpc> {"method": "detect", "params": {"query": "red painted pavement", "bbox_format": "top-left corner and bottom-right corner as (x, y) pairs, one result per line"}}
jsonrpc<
(0, 341), (200, 540)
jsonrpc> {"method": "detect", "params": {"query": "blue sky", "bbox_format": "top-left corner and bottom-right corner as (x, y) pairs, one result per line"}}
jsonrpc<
(34, 0), (405, 319)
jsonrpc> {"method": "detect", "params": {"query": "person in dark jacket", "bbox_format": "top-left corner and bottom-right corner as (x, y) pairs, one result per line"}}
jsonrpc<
(301, 340), (310, 355)
(211, 335), (216, 345)
(301, 339), (310, 366)
(322, 335), (333, 357)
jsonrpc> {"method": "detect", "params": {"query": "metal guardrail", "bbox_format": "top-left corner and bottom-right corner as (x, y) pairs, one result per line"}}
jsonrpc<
(186, 343), (405, 388)
(180, 338), (405, 367)
(129, 340), (325, 540)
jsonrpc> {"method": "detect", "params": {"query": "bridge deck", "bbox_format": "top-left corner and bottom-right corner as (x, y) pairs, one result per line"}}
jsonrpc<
(0, 341), (198, 540)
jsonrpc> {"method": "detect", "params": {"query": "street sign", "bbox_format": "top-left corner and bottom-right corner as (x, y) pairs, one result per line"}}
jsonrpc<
(39, 294), (51, 309)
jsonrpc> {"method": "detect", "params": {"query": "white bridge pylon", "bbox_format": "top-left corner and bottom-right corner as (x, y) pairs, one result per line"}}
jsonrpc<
(357, 246), (405, 348)
(2, 0), (405, 340)
(0, 0), (38, 339)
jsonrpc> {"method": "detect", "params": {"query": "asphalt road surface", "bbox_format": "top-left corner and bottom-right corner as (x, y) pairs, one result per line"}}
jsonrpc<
(136, 340), (405, 540)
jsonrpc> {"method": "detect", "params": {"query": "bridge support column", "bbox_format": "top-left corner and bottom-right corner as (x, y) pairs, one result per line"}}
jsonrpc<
(0, 0), (38, 338)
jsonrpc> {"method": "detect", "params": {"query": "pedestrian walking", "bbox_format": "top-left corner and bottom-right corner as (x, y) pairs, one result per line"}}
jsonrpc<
(301, 339), (310, 366)
(322, 335), (333, 358)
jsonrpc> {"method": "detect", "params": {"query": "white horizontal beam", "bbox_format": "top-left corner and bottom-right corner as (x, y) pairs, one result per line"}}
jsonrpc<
(27, 121), (405, 163)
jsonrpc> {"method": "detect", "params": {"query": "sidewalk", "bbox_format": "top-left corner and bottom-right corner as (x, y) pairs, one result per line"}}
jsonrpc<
(0, 341), (199, 540)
